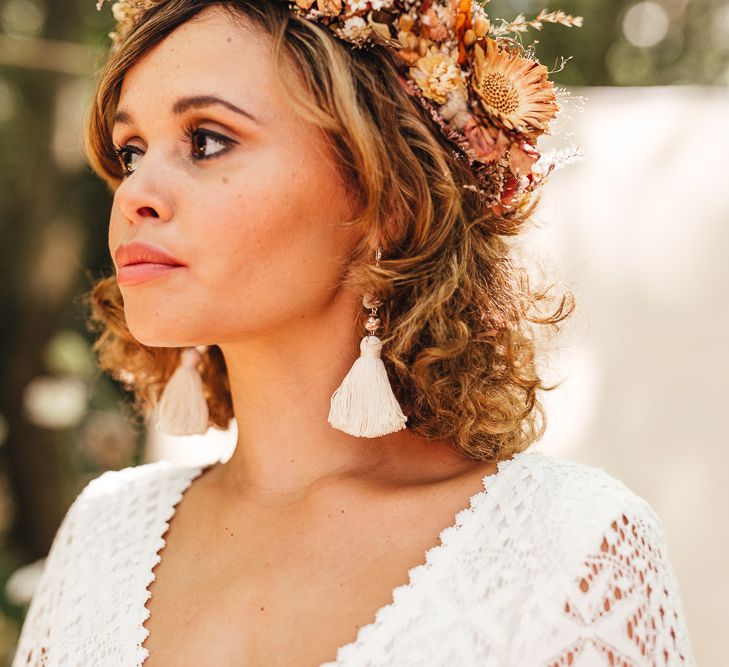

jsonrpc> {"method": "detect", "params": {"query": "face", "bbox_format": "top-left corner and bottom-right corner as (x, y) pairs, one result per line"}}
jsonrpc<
(109, 6), (362, 347)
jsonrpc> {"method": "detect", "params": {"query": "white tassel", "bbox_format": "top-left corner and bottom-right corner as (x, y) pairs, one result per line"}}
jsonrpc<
(328, 335), (408, 438)
(154, 347), (209, 436)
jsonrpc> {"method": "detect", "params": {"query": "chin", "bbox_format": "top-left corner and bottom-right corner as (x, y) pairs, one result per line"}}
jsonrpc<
(121, 298), (192, 345)
(128, 331), (179, 348)
(125, 319), (184, 348)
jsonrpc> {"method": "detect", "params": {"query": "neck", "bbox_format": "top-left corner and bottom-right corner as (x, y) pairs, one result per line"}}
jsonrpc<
(215, 286), (433, 499)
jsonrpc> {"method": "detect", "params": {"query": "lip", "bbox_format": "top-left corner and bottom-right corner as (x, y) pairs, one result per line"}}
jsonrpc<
(116, 263), (185, 286)
(115, 240), (186, 269)
(115, 240), (186, 287)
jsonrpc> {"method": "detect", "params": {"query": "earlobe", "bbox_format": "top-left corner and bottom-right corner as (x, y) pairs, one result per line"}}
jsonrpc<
(369, 234), (384, 255)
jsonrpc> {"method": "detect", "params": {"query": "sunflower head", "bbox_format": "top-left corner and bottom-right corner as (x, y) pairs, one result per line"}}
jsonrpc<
(471, 37), (559, 138)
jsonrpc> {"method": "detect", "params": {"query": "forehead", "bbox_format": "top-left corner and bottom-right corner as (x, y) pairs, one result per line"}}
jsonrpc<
(118, 6), (276, 113)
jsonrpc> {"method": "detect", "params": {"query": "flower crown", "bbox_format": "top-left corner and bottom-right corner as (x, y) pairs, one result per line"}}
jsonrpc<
(95, 0), (584, 216)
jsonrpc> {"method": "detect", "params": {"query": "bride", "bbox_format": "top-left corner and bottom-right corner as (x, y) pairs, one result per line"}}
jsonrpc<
(13, 0), (694, 665)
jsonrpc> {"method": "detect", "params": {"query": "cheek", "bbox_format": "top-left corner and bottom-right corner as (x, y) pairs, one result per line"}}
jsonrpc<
(188, 166), (357, 324)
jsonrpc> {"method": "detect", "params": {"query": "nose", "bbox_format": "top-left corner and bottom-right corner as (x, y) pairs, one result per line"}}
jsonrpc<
(113, 150), (174, 224)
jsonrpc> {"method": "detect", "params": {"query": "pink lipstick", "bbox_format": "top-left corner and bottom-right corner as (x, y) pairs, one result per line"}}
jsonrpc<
(115, 240), (186, 286)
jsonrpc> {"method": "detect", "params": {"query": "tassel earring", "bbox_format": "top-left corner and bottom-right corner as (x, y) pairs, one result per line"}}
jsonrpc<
(328, 246), (408, 438)
(154, 345), (210, 436)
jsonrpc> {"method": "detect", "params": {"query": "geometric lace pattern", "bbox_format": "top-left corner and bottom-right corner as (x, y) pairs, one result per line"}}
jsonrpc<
(12, 450), (696, 666)
(548, 512), (691, 666)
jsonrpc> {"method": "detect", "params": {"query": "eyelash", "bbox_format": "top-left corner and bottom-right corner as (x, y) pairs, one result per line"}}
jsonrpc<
(111, 123), (236, 177)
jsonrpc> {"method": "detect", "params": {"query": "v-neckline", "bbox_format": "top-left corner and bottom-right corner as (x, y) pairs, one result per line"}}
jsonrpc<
(319, 452), (524, 665)
(136, 459), (219, 666)
(137, 451), (528, 666)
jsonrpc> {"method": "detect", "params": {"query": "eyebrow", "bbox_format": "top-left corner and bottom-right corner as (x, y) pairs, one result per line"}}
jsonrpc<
(111, 94), (262, 127)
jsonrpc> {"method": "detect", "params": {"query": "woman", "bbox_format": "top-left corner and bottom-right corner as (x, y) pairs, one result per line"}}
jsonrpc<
(13, 0), (695, 665)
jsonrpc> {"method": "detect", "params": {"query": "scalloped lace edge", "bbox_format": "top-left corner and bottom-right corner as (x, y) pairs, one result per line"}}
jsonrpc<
(135, 462), (212, 666)
(131, 450), (535, 667)
(321, 449), (534, 666)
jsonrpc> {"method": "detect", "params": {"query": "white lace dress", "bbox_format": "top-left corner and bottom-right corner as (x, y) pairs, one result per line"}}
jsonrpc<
(12, 449), (695, 666)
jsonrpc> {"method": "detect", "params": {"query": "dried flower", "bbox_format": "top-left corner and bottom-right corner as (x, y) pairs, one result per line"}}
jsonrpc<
(508, 140), (540, 177)
(438, 86), (470, 127)
(334, 15), (372, 43)
(461, 116), (511, 163)
(95, 0), (584, 213)
(409, 46), (466, 105)
(471, 37), (559, 137)
(316, 0), (342, 17)
(489, 8), (583, 37)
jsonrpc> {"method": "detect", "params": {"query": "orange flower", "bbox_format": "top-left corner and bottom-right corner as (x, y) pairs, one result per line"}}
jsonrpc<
(471, 38), (559, 137)
(315, 0), (342, 16)
(452, 0), (471, 64)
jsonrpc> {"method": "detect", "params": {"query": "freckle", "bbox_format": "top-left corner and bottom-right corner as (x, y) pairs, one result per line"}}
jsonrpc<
(222, 176), (228, 184)
(340, 509), (344, 514)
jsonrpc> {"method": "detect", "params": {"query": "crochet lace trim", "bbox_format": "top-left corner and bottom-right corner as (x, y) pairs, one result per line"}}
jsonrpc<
(133, 452), (525, 666)
(135, 461), (214, 666)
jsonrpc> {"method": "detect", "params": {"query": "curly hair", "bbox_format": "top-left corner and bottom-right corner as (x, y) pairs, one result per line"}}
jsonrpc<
(82, 0), (575, 462)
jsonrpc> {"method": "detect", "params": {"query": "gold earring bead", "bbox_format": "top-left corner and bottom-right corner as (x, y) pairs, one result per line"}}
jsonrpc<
(365, 315), (381, 333)
(363, 293), (382, 309)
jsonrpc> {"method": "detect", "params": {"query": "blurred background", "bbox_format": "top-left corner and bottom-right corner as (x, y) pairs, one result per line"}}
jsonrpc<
(0, 0), (726, 664)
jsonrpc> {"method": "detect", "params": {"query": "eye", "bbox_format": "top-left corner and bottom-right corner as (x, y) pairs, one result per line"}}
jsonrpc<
(112, 145), (142, 177)
(111, 126), (235, 178)
(186, 127), (233, 161)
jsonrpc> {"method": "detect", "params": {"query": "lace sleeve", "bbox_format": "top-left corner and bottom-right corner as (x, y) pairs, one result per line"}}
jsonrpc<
(11, 485), (88, 666)
(547, 500), (696, 666)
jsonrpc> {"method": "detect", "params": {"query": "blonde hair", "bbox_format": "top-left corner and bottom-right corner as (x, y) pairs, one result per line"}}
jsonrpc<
(83, 0), (574, 462)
